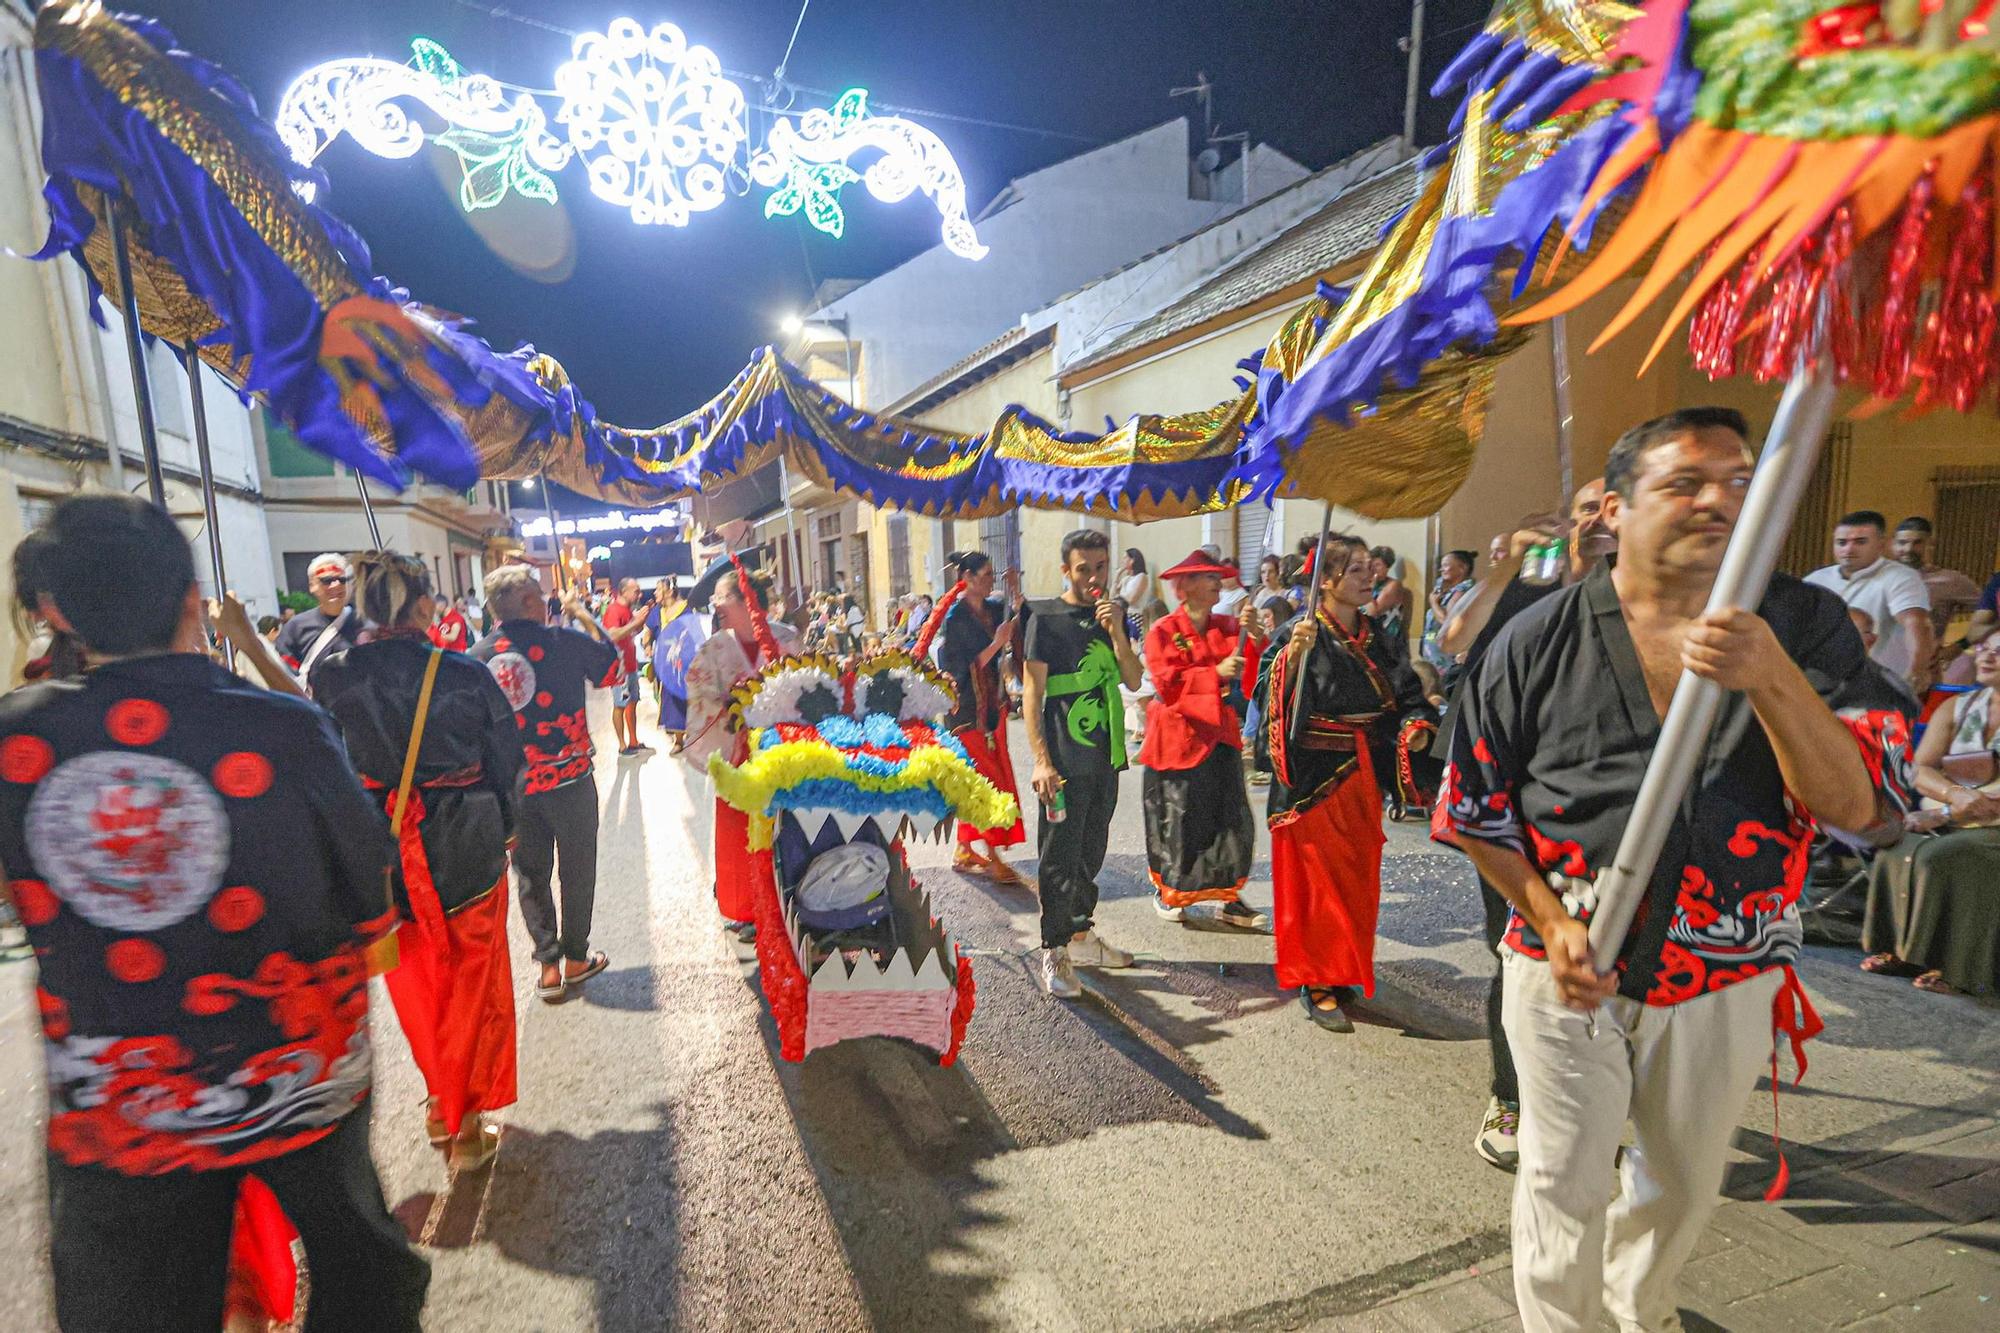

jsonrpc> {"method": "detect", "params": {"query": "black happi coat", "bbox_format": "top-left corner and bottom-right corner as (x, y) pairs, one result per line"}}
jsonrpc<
(939, 595), (1008, 733)
(314, 636), (525, 913)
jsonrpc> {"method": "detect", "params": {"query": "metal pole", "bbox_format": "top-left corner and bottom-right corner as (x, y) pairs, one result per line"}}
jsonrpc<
(539, 470), (565, 593)
(775, 453), (802, 607)
(353, 472), (384, 547)
(1550, 314), (1576, 512)
(107, 208), (166, 507)
(1290, 501), (1337, 717)
(1401, 0), (1427, 152)
(1586, 353), (1839, 973)
(180, 345), (227, 594)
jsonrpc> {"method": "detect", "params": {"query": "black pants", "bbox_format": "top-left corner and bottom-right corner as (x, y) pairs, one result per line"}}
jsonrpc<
(1037, 767), (1118, 948)
(47, 1104), (427, 1333)
(1480, 870), (1519, 1104)
(516, 774), (600, 965)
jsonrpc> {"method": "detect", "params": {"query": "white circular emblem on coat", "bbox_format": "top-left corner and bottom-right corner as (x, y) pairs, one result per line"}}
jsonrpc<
(26, 751), (230, 932)
(486, 652), (537, 712)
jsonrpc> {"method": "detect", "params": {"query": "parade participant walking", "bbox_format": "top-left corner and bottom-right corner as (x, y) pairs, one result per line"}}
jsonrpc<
(470, 566), (619, 1002)
(682, 560), (801, 940)
(934, 551), (1027, 884)
(1023, 529), (1144, 998)
(0, 495), (428, 1331)
(601, 577), (651, 756)
(313, 552), (524, 1171)
(1141, 550), (1266, 930)
(1266, 536), (1431, 1032)
(274, 551), (361, 684)
(1436, 409), (1911, 1331)
(651, 583), (707, 744)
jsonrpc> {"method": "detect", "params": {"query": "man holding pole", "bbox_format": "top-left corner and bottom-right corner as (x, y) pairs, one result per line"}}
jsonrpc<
(1434, 408), (1912, 1330)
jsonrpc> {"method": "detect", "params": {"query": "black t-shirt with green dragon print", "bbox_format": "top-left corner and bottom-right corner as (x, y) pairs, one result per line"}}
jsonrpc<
(1024, 597), (1126, 777)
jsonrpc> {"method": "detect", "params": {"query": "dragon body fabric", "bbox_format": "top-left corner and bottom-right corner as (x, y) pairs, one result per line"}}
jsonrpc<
(1265, 0), (2000, 435)
(707, 648), (1015, 1063)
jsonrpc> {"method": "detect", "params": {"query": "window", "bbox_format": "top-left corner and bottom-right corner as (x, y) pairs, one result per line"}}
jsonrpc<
(1777, 423), (1853, 577)
(1932, 465), (2000, 580)
(887, 514), (911, 600)
(144, 341), (190, 437)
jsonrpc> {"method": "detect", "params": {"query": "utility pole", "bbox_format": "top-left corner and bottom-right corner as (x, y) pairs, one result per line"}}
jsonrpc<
(1401, 0), (1427, 151)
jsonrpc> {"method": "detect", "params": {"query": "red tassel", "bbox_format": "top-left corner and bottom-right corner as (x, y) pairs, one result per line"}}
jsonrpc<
(1823, 207), (1864, 385)
(910, 579), (968, 662)
(1871, 160), (1938, 401)
(728, 554), (783, 666)
(1752, 233), (1827, 383)
(1690, 242), (1763, 379)
(1914, 173), (1996, 413)
(941, 950), (976, 1067)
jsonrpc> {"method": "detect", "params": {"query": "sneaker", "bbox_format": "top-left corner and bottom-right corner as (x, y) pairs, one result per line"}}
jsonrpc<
(1475, 1096), (1520, 1172)
(1153, 895), (1184, 922)
(1216, 899), (1270, 930)
(1068, 930), (1134, 969)
(1037, 946), (1083, 999)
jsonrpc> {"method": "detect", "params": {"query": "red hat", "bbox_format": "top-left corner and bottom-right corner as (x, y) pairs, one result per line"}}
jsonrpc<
(1160, 549), (1238, 581)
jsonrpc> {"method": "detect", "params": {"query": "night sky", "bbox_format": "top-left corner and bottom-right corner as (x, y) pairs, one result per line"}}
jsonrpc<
(128, 0), (1488, 509)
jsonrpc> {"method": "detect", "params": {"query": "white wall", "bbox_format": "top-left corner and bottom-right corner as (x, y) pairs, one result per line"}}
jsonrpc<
(819, 122), (1310, 408)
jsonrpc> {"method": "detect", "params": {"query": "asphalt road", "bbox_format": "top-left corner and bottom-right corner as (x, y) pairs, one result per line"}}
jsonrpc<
(2, 696), (1996, 1330)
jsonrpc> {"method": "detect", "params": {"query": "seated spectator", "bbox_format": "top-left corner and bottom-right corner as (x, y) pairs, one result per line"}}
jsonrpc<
(1861, 640), (2000, 995)
(1894, 516), (1982, 646)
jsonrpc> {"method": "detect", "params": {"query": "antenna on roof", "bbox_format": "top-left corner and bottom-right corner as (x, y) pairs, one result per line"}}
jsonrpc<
(1170, 71), (1215, 144)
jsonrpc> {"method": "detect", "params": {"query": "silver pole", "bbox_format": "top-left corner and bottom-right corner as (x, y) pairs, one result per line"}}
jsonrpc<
(776, 452), (802, 605)
(354, 471), (384, 548)
(539, 470), (565, 592)
(180, 344), (227, 594)
(107, 209), (166, 507)
(1550, 314), (1576, 512)
(1586, 354), (1839, 973)
(1401, 0), (1427, 152)
(1290, 501), (1337, 717)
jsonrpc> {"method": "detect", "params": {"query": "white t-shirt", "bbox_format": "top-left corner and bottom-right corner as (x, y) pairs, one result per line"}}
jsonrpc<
(1215, 585), (1249, 617)
(1805, 558), (1931, 678)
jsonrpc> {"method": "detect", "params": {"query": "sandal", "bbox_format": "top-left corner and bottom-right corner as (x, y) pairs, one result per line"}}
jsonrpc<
(1912, 971), (1963, 995)
(562, 950), (610, 986)
(986, 858), (1025, 887)
(447, 1118), (501, 1172)
(1860, 952), (1920, 976)
(952, 848), (993, 879)
(424, 1096), (450, 1150)
(535, 966), (568, 1004)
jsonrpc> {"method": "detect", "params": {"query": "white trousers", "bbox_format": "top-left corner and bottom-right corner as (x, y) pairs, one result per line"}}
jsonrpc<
(1501, 953), (1783, 1333)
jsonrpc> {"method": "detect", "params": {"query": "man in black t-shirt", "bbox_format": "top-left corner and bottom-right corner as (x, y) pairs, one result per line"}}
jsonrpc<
(470, 566), (621, 1001)
(274, 552), (362, 687)
(1022, 530), (1144, 998)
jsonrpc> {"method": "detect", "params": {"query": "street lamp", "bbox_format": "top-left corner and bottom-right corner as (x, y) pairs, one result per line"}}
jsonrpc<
(780, 311), (856, 406)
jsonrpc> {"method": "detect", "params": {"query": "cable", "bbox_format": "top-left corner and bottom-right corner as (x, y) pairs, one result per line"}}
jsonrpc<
(773, 0), (813, 82)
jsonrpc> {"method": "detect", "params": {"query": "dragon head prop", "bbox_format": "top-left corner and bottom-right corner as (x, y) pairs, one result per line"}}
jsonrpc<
(707, 649), (1016, 921)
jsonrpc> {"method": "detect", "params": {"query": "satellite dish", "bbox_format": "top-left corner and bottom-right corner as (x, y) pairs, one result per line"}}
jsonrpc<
(1193, 146), (1223, 175)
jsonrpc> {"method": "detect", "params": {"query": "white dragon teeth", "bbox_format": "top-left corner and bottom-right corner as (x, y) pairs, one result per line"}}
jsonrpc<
(788, 806), (951, 844)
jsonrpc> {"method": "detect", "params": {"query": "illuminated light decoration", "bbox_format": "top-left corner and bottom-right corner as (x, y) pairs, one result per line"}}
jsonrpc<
(275, 22), (986, 258)
(750, 88), (987, 260)
(275, 38), (568, 210)
(519, 508), (685, 539)
(552, 19), (745, 227)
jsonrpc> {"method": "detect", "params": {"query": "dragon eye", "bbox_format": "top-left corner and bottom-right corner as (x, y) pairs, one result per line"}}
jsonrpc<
(739, 663), (845, 729)
(852, 656), (953, 723)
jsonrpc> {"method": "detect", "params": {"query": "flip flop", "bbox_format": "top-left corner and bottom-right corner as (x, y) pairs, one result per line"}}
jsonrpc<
(535, 971), (568, 1003)
(986, 860), (1026, 887)
(424, 1097), (450, 1150)
(1912, 971), (1963, 995)
(562, 950), (610, 986)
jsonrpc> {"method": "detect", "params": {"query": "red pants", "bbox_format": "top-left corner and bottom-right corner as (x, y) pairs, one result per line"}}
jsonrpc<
(1271, 749), (1386, 994)
(383, 880), (519, 1136)
(955, 724), (1025, 850)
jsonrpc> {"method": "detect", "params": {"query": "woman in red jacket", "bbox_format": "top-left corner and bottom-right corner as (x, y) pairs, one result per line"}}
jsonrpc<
(1140, 550), (1268, 930)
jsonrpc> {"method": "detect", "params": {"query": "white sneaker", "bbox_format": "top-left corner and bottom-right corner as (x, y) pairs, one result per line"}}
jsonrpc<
(1068, 930), (1134, 969)
(1037, 946), (1083, 999)
(1474, 1095), (1520, 1172)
